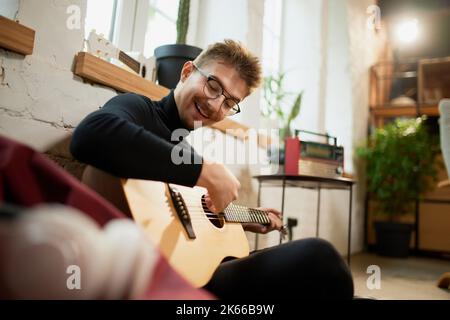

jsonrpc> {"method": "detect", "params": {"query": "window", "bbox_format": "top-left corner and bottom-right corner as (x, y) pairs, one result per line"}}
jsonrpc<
(85, 0), (118, 41)
(0, 0), (19, 20)
(260, 0), (283, 118)
(84, 0), (181, 56)
(143, 0), (179, 57)
(262, 0), (282, 76)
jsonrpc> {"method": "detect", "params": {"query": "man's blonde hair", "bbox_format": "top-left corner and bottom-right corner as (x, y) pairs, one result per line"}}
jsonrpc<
(193, 39), (262, 93)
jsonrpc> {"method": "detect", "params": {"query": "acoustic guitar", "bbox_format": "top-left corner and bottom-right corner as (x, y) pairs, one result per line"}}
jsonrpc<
(86, 30), (156, 82)
(82, 166), (278, 288)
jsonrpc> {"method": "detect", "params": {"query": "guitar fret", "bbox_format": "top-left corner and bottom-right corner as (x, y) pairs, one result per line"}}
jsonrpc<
(249, 209), (256, 223)
(262, 210), (270, 224)
(261, 211), (269, 224)
(256, 210), (265, 223)
(234, 206), (240, 222)
(239, 206), (249, 223)
(251, 210), (257, 223)
(244, 207), (251, 223)
(254, 209), (263, 223)
(247, 209), (253, 223)
(249, 209), (257, 223)
(223, 204), (270, 225)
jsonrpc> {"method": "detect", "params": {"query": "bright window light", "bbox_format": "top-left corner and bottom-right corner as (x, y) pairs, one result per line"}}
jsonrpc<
(395, 19), (419, 44)
(85, 0), (117, 41)
(143, 0), (179, 57)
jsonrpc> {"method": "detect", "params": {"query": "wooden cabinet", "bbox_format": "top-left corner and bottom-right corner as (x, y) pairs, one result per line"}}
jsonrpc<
(366, 58), (450, 256)
(369, 57), (450, 128)
(418, 57), (450, 105)
(366, 157), (450, 254)
(419, 202), (450, 253)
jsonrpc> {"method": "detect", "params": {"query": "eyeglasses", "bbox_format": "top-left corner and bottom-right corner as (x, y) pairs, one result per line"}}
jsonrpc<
(192, 63), (241, 118)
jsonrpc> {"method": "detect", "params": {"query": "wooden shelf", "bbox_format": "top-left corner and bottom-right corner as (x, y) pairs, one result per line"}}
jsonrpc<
(370, 104), (439, 128)
(370, 104), (439, 117)
(0, 16), (35, 55)
(74, 52), (271, 148)
(74, 52), (169, 101)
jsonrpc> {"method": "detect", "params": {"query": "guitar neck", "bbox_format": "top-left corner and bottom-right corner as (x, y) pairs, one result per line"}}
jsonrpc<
(223, 204), (271, 225)
(118, 50), (141, 74)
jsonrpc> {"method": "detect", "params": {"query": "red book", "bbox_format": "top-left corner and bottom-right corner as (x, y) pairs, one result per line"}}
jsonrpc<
(284, 137), (300, 175)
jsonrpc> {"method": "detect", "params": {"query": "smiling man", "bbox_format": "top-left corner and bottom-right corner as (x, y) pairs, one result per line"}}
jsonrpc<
(70, 40), (354, 299)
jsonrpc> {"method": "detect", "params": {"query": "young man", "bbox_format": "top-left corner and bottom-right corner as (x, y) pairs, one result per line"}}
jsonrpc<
(71, 40), (354, 299)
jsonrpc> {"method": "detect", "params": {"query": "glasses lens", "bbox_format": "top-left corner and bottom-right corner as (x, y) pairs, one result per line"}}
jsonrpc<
(204, 78), (222, 98)
(222, 100), (239, 116)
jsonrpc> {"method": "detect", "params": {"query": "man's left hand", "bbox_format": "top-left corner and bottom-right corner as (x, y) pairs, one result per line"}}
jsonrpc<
(242, 207), (283, 234)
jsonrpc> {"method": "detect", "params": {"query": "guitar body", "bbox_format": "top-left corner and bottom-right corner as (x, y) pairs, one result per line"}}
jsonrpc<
(123, 179), (250, 287)
(82, 166), (250, 288)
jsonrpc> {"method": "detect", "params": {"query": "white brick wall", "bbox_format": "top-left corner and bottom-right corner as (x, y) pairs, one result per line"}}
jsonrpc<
(0, 0), (385, 257)
(0, 0), (117, 151)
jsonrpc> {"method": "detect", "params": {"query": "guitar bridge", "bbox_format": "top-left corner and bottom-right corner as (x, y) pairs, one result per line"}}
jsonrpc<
(168, 185), (196, 239)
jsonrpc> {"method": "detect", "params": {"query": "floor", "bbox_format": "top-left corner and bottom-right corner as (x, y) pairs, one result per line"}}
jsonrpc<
(351, 252), (450, 300)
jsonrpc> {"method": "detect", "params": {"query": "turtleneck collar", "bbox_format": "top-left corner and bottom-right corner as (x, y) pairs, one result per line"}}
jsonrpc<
(158, 90), (191, 132)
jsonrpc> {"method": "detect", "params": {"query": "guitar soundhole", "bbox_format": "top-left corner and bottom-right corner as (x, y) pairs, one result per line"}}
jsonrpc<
(201, 195), (224, 229)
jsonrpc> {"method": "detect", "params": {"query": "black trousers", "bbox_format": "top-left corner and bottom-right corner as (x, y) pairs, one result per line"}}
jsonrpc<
(204, 238), (354, 300)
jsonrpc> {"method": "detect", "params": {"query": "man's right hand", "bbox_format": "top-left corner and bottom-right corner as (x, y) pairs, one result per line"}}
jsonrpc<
(196, 159), (240, 213)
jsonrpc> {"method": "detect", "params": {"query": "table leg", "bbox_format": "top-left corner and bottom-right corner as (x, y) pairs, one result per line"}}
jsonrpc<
(280, 177), (286, 245)
(347, 185), (353, 266)
(255, 181), (262, 250)
(316, 186), (321, 237)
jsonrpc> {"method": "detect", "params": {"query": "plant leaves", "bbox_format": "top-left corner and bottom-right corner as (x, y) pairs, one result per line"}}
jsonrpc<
(287, 91), (303, 123)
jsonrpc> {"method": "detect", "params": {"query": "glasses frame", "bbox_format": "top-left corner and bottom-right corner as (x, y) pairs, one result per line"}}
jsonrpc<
(192, 63), (241, 117)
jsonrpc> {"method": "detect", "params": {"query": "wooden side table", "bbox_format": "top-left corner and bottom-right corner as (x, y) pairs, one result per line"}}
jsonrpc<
(253, 174), (356, 265)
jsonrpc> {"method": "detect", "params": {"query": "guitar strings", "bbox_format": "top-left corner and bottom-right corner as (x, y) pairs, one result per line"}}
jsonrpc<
(162, 218), (270, 224)
(160, 208), (271, 218)
(167, 195), (268, 212)
(159, 194), (271, 223)
(165, 209), (272, 224)
(168, 208), (272, 217)
(179, 211), (271, 221)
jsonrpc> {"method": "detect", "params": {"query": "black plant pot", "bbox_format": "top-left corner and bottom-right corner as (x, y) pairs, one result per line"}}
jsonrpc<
(154, 44), (203, 89)
(374, 221), (414, 258)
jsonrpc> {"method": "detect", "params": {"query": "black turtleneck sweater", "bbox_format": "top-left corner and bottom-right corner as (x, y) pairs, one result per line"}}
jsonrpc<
(70, 91), (203, 187)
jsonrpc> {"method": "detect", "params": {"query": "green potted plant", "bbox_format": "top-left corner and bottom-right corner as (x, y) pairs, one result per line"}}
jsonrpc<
(261, 72), (303, 166)
(357, 116), (440, 257)
(154, 0), (202, 89)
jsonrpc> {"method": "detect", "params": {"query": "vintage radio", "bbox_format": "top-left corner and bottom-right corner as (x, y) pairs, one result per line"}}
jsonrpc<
(285, 130), (344, 178)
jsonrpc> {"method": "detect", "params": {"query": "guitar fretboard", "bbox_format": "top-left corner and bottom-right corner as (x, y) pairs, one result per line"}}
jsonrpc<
(118, 51), (141, 74)
(223, 204), (271, 225)
(201, 196), (271, 225)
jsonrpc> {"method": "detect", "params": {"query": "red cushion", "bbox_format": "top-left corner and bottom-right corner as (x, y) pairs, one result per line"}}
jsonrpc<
(0, 135), (213, 300)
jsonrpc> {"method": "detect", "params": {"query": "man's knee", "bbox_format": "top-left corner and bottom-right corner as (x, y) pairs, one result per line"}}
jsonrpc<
(290, 238), (354, 299)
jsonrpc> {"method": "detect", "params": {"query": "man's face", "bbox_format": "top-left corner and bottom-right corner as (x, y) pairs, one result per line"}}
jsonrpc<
(174, 61), (249, 129)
